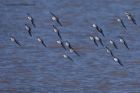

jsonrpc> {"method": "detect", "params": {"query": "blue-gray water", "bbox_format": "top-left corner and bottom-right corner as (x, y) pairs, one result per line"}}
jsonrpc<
(0, 0), (140, 93)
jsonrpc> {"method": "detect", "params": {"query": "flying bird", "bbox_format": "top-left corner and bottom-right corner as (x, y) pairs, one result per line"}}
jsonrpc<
(56, 40), (66, 50)
(125, 12), (137, 25)
(92, 24), (105, 37)
(65, 41), (73, 49)
(50, 12), (62, 26)
(63, 54), (73, 62)
(117, 18), (127, 30)
(105, 46), (114, 57)
(113, 57), (123, 66)
(65, 41), (80, 56)
(25, 24), (32, 37)
(119, 37), (129, 49)
(10, 36), (21, 46)
(37, 37), (47, 47)
(69, 48), (80, 56)
(53, 25), (62, 40)
(94, 36), (104, 47)
(89, 36), (98, 47)
(27, 13), (36, 27)
(109, 40), (118, 49)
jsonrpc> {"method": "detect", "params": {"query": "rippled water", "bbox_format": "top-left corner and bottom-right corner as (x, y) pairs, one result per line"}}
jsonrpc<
(0, 0), (140, 93)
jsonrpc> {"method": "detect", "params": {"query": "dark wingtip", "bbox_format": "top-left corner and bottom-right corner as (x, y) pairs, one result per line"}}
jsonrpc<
(49, 11), (55, 16)
(74, 51), (80, 57)
(118, 59), (124, 66)
(119, 62), (124, 66)
(134, 22), (137, 25)
(57, 20), (63, 26)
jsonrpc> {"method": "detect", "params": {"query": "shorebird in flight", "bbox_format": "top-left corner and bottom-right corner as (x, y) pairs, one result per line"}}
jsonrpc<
(94, 36), (104, 47)
(65, 41), (80, 56)
(25, 24), (32, 37)
(57, 40), (66, 50)
(117, 17), (127, 30)
(37, 37), (47, 47)
(119, 37), (129, 49)
(50, 12), (62, 26)
(113, 57), (123, 66)
(105, 46), (114, 57)
(53, 25), (62, 40)
(63, 54), (73, 62)
(125, 12), (137, 25)
(109, 40), (118, 49)
(92, 24), (105, 37)
(89, 36), (98, 47)
(27, 13), (36, 27)
(10, 36), (21, 46)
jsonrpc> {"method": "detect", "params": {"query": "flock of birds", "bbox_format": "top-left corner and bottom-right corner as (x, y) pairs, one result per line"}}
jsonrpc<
(10, 11), (137, 66)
